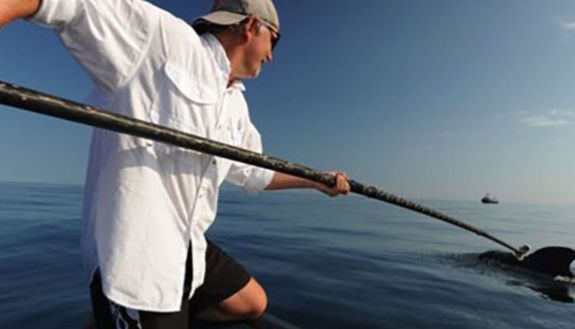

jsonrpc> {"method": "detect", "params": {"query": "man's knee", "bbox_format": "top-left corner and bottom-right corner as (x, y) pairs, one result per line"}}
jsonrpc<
(244, 287), (267, 319)
(222, 277), (267, 319)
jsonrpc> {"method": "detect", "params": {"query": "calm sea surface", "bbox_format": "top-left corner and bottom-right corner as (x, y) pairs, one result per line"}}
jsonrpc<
(0, 182), (573, 328)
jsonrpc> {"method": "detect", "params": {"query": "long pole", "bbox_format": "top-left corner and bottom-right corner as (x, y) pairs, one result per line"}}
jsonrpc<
(0, 81), (530, 258)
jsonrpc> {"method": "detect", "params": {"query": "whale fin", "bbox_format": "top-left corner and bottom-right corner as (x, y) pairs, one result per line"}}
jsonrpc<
(523, 247), (575, 278)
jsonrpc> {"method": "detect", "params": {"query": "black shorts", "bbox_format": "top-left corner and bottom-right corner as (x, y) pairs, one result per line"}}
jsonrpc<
(90, 240), (251, 329)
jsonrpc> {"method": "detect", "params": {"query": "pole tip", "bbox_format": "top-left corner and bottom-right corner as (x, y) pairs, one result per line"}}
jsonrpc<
(515, 245), (531, 260)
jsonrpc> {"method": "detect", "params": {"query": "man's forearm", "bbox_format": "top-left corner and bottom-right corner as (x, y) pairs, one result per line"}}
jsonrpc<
(0, 0), (40, 28)
(265, 171), (350, 197)
(264, 172), (317, 191)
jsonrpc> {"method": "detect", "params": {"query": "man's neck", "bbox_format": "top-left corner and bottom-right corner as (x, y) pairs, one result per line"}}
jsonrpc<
(211, 32), (244, 85)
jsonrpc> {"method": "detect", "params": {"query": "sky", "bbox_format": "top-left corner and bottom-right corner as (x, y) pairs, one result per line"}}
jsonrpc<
(0, 0), (574, 205)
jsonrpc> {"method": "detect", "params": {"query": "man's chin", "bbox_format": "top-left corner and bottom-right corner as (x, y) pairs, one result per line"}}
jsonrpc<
(239, 67), (262, 80)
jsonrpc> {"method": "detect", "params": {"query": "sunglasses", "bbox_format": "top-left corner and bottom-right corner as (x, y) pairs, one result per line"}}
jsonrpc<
(269, 28), (280, 50)
(256, 19), (281, 50)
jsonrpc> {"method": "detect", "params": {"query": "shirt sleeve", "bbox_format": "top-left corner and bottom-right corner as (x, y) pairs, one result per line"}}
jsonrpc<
(30, 0), (160, 93)
(225, 121), (275, 194)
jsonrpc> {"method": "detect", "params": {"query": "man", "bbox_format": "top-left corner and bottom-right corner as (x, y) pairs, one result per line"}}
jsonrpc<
(0, 0), (350, 328)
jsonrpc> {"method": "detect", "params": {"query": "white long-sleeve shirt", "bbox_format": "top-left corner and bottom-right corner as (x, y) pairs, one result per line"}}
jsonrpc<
(32, 0), (274, 312)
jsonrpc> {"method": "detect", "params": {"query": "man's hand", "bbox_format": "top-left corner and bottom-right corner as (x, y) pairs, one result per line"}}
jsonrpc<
(0, 0), (41, 28)
(314, 171), (350, 197)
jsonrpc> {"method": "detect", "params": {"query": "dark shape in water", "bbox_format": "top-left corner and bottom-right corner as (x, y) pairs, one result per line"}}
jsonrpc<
(479, 246), (575, 278)
(506, 278), (574, 303)
(523, 247), (575, 278)
(479, 247), (575, 303)
(481, 193), (499, 204)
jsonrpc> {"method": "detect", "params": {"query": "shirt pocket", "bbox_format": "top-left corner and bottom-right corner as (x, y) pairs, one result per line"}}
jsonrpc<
(164, 62), (217, 106)
(145, 62), (218, 158)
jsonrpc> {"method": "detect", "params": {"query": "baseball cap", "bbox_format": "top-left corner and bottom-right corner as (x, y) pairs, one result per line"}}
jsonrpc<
(192, 0), (280, 34)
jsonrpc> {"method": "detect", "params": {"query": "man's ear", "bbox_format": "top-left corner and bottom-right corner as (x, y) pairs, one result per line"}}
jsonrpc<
(241, 16), (259, 41)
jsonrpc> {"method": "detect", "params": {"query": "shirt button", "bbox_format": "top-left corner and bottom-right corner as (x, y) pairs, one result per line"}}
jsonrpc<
(212, 159), (217, 165)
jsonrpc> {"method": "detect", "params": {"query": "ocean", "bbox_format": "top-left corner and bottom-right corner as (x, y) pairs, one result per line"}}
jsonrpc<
(0, 181), (573, 328)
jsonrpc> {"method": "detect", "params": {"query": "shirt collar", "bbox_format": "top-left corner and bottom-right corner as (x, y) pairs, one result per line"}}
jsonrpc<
(201, 33), (246, 92)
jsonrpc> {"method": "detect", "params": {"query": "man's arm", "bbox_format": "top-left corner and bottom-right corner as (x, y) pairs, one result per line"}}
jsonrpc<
(1, 0), (164, 94)
(0, 0), (40, 28)
(265, 171), (350, 197)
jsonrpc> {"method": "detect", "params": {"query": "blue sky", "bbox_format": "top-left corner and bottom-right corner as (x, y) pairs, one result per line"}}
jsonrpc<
(1, 0), (574, 205)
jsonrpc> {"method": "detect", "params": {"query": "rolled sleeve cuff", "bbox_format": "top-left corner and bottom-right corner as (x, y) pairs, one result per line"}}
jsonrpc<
(244, 167), (275, 195)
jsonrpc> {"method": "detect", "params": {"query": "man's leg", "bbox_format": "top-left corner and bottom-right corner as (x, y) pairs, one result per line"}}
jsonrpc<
(189, 241), (268, 323)
(194, 277), (267, 322)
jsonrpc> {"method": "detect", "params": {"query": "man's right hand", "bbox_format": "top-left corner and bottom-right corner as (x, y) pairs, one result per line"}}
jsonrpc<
(0, 0), (40, 28)
(314, 171), (351, 197)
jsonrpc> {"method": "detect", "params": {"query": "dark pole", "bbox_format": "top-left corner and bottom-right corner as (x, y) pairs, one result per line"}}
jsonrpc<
(0, 81), (529, 258)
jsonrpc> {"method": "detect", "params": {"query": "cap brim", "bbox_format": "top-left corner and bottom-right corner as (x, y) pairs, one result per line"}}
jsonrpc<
(192, 11), (248, 28)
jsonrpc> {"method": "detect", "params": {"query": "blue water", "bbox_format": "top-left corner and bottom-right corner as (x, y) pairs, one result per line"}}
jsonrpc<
(0, 182), (574, 328)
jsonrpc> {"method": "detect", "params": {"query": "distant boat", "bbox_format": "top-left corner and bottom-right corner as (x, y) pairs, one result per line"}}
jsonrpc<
(481, 194), (499, 204)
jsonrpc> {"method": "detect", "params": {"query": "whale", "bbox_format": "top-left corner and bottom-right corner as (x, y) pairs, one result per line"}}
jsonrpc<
(479, 246), (575, 278)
